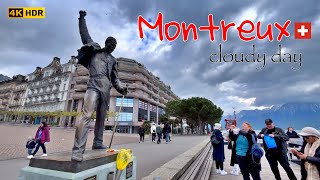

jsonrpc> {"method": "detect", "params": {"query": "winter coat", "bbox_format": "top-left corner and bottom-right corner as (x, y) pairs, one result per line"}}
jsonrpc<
(287, 131), (300, 138)
(151, 125), (156, 134)
(35, 127), (50, 144)
(228, 130), (237, 166)
(212, 129), (225, 162)
(258, 127), (289, 154)
(138, 127), (145, 134)
(298, 141), (320, 180)
(163, 124), (171, 133)
(230, 130), (261, 170)
(156, 126), (162, 134)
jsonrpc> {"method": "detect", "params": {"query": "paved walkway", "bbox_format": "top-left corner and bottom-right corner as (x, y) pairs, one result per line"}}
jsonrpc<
(0, 123), (138, 160)
(0, 123), (209, 180)
(210, 145), (302, 180)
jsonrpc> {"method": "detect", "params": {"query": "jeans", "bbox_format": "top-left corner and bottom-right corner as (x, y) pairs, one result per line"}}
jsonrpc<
(32, 143), (46, 156)
(165, 132), (169, 142)
(139, 134), (144, 142)
(157, 133), (162, 144)
(27, 149), (33, 155)
(237, 155), (261, 180)
(266, 151), (297, 180)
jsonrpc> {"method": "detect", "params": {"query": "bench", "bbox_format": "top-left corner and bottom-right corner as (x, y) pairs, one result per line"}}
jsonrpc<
(178, 142), (213, 180)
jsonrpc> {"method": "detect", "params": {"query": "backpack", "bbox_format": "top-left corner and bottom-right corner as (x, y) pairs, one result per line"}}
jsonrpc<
(251, 134), (264, 164)
(210, 132), (220, 147)
(264, 135), (277, 149)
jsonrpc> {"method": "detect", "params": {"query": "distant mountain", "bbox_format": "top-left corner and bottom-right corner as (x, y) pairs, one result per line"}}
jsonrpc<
(221, 102), (320, 130)
(0, 74), (11, 82)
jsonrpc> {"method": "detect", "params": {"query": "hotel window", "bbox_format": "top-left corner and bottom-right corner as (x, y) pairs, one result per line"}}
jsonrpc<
(116, 112), (133, 121)
(138, 100), (148, 110)
(138, 99), (148, 121)
(116, 97), (133, 107)
(116, 97), (133, 121)
(149, 104), (157, 113)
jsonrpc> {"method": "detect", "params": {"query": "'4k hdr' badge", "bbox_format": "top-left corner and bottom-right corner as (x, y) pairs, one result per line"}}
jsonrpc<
(294, 22), (311, 39)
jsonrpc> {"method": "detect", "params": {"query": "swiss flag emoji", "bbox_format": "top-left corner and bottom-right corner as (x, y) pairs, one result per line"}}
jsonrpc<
(295, 22), (311, 39)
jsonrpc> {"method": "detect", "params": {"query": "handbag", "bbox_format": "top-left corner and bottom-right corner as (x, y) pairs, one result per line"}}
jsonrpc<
(251, 134), (264, 164)
(264, 135), (277, 149)
(210, 133), (220, 147)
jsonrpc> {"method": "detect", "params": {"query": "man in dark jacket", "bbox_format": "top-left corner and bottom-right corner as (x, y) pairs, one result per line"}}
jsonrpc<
(138, 126), (145, 143)
(287, 127), (300, 139)
(258, 119), (297, 180)
(163, 123), (171, 143)
(156, 123), (162, 144)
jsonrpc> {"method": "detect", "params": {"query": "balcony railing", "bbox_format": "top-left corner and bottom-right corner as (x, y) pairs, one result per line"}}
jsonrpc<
(24, 98), (60, 106)
(27, 89), (60, 97)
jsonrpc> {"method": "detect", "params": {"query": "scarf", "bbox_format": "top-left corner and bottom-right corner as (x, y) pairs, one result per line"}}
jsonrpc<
(304, 139), (320, 180)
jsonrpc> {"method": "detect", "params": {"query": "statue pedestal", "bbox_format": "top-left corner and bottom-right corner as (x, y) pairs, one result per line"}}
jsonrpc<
(19, 150), (136, 180)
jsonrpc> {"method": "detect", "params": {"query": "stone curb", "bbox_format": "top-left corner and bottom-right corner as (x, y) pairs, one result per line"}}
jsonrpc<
(141, 137), (210, 180)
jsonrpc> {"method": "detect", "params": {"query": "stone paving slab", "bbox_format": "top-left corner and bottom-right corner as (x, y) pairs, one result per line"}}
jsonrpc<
(0, 123), (139, 160)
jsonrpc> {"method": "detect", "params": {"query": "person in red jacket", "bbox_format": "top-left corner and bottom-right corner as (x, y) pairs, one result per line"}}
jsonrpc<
(27, 121), (50, 159)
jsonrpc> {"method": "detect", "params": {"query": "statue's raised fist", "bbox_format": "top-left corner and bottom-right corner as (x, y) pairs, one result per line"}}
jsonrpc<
(79, 10), (86, 17)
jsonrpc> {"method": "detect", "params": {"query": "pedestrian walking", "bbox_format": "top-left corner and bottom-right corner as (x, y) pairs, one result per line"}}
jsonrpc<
(151, 123), (156, 143)
(138, 125), (145, 143)
(212, 123), (228, 175)
(163, 123), (171, 144)
(291, 127), (320, 180)
(156, 123), (163, 144)
(231, 122), (261, 180)
(27, 122), (50, 159)
(258, 119), (297, 180)
(168, 124), (172, 142)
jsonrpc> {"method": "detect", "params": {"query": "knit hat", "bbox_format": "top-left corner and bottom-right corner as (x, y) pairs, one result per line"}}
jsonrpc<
(214, 123), (222, 130)
(298, 127), (320, 138)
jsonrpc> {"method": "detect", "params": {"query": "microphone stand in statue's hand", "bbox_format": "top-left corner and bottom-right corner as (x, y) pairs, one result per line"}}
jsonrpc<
(107, 85), (131, 180)
(108, 84), (129, 150)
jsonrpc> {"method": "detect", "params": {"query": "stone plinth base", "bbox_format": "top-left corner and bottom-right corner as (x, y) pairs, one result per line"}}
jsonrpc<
(19, 150), (136, 180)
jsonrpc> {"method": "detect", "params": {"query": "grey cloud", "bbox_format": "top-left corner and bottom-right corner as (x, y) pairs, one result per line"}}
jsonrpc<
(0, 0), (319, 114)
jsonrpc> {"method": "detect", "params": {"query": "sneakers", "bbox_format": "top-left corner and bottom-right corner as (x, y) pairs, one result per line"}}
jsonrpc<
(230, 165), (239, 175)
(216, 169), (221, 174)
(220, 170), (228, 175)
(41, 154), (47, 157)
(27, 155), (33, 159)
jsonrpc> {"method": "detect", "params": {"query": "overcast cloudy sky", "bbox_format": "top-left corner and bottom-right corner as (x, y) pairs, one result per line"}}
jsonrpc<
(0, 0), (319, 115)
